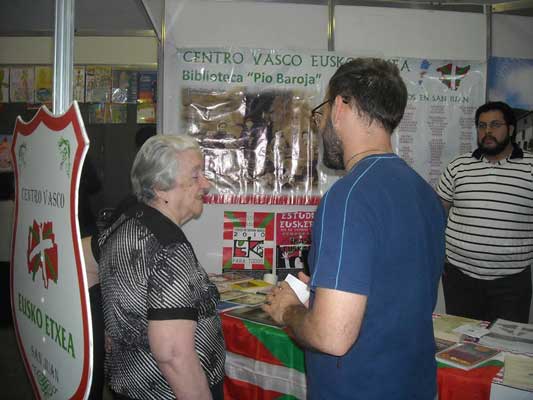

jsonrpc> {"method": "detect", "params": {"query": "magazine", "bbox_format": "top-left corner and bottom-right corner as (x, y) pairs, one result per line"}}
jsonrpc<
(226, 306), (283, 328)
(436, 342), (501, 370)
(479, 319), (533, 353)
(433, 313), (482, 343)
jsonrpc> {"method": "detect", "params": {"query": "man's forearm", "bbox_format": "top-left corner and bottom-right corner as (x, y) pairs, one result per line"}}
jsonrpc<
(283, 304), (319, 351)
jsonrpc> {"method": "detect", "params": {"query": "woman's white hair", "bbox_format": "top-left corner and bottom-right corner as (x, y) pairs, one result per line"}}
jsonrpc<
(131, 134), (201, 203)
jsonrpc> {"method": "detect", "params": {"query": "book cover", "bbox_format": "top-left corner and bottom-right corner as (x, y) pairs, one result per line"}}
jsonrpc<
(435, 338), (456, 354)
(137, 102), (156, 124)
(138, 71), (157, 103)
(35, 66), (53, 103)
(73, 66), (85, 102)
(112, 70), (138, 103)
(10, 67), (34, 103)
(226, 306), (283, 328)
(109, 104), (127, 124)
(436, 342), (501, 370)
(86, 66), (112, 103)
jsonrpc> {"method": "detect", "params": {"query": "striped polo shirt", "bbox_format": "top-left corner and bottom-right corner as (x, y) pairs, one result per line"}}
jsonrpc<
(436, 144), (533, 280)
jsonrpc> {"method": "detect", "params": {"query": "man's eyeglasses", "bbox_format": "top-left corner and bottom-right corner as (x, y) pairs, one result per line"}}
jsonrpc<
(477, 121), (507, 131)
(310, 99), (331, 127)
(310, 97), (350, 127)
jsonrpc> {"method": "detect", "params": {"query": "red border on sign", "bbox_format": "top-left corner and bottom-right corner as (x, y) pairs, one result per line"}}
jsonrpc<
(10, 103), (91, 400)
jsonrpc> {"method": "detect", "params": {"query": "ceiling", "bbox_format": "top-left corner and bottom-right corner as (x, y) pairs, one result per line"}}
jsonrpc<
(0, 0), (531, 37)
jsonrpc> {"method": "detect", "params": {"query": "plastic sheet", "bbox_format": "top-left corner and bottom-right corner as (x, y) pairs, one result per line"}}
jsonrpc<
(182, 87), (324, 205)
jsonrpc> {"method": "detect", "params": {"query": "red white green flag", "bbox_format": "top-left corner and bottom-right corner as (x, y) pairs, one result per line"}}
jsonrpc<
(222, 315), (306, 399)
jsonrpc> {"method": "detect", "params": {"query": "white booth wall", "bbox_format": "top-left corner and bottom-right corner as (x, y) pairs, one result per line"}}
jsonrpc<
(162, 0), (533, 321)
(0, 1), (532, 320)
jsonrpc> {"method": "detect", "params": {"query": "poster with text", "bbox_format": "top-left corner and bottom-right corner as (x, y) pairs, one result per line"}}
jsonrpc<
(222, 211), (275, 270)
(10, 67), (35, 103)
(10, 103), (92, 399)
(276, 211), (314, 271)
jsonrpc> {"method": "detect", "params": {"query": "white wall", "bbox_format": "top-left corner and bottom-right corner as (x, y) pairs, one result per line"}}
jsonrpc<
(0, 36), (157, 65)
(493, 14), (533, 58)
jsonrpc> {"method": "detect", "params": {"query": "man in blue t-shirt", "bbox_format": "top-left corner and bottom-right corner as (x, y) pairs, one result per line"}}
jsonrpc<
(263, 58), (446, 399)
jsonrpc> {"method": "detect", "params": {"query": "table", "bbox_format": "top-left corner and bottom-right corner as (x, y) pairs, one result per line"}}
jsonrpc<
(222, 313), (306, 400)
(221, 313), (516, 400)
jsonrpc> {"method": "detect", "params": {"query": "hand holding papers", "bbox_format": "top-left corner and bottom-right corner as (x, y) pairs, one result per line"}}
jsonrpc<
(285, 273), (310, 304)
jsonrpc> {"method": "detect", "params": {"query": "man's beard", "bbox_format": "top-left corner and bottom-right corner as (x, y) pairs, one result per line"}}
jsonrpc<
(478, 133), (511, 156)
(321, 118), (344, 170)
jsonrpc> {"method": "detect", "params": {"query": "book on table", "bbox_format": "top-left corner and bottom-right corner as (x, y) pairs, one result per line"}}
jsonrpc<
(226, 293), (267, 306)
(435, 338), (456, 354)
(217, 293), (267, 313)
(225, 306), (284, 328)
(436, 342), (501, 370)
(230, 279), (273, 294)
(219, 290), (249, 302)
(209, 272), (253, 293)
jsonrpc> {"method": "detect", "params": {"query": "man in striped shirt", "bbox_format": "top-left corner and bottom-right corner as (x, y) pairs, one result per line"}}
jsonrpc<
(437, 101), (532, 323)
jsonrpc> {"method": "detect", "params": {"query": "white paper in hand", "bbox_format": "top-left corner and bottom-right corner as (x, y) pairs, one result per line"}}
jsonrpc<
(284, 274), (310, 304)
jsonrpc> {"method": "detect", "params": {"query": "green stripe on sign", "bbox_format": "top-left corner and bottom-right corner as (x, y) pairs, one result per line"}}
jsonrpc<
(258, 213), (274, 228)
(243, 320), (305, 373)
(225, 211), (242, 228)
(277, 395), (300, 400)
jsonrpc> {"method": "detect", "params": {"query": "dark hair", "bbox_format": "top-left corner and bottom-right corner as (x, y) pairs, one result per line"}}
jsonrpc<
(328, 58), (407, 133)
(475, 101), (516, 127)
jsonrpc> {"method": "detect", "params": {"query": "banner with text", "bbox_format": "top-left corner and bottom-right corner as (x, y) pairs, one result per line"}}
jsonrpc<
(177, 48), (485, 201)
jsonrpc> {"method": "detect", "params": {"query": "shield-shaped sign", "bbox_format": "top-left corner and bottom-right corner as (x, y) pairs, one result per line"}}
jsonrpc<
(10, 102), (92, 399)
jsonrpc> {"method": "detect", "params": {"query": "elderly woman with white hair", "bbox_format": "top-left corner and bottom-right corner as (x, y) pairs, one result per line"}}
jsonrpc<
(95, 134), (225, 400)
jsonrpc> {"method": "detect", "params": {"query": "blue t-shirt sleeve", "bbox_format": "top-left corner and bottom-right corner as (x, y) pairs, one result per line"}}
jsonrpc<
(310, 187), (376, 296)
